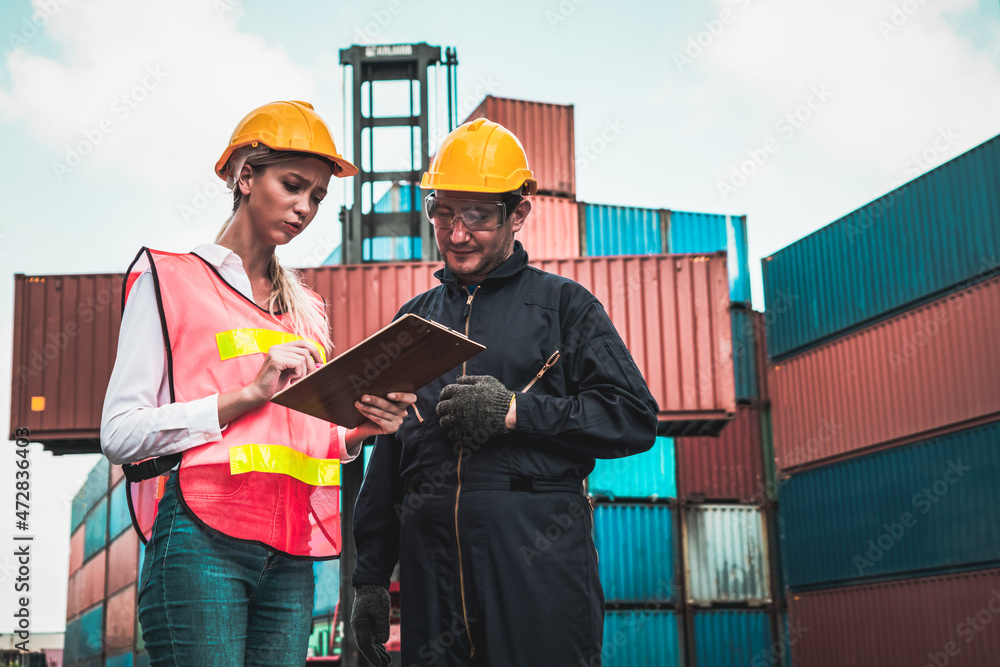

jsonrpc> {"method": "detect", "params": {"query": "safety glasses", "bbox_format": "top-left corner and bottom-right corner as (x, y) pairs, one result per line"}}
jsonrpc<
(424, 193), (522, 232)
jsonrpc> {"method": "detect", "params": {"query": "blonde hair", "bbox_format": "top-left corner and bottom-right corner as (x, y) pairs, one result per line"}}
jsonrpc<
(217, 149), (333, 352)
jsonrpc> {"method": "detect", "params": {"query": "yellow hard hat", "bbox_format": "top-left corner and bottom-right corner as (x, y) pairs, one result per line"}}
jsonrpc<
(420, 119), (538, 195)
(215, 100), (358, 180)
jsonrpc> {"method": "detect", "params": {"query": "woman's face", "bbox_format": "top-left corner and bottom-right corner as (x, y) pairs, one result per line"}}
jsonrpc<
(241, 155), (333, 246)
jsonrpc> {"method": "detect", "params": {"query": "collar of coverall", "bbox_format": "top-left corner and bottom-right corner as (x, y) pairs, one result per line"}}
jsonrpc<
(436, 239), (529, 287)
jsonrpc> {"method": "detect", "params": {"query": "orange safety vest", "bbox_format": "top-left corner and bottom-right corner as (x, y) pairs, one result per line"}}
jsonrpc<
(121, 247), (341, 559)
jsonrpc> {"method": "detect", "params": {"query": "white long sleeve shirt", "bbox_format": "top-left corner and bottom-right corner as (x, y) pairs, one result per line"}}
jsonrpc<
(100, 243), (353, 466)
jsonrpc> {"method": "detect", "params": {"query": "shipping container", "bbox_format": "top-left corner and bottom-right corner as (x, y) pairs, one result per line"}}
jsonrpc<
(463, 96), (575, 197)
(602, 610), (682, 667)
(109, 479), (132, 540)
(789, 569), (1000, 667)
(759, 409), (777, 503)
(72, 458), (109, 532)
(730, 308), (758, 403)
(105, 652), (133, 667)
(779, 420), (1000, 589)
(770, 273), (1000, 472)
(588, 436), (675, 499)
(75, 604), (104, 662)
(519, 195), (581, 260)
(534, 254), (736, 435)
(594, 504), (676, 603)
(763, 133), (1000, 359)
(675, 405), (765, 503)
(751, 311), (769, 404)
(9, 273), (123, 452)
(669, 211), (752, 304)
(106, 585), (136, 654)
(68, 550), (106, 620)
(683, 505), (770, 604)
(83, 497), (107, 560)
(691, 609), (772, 667)
(582, 203), (664, 256)
(313, 559), (340, 617)
(106, 529), (138, 596)
(362, 236), (422, 262)
(69, 525), (84, 576)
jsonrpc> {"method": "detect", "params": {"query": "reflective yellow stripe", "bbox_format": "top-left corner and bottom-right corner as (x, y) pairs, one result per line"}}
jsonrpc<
(216, 328), (326, 364)
(229, 444), (340, 486)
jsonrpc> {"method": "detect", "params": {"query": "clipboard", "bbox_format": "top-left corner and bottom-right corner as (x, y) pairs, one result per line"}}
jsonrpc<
(271, 314), (485, 428)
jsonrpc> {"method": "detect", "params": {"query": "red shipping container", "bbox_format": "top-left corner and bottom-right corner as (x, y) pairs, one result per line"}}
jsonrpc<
(519, 195), (580, 260)
(789, 569), (1000, 666)
(463, 96), (576, 197)
(69, 525), (84, 577)
(675, 404), (764, 502)
(9, 273), (123, 452)
(105, 585), (136, 653)
(106, 528), (138, 596)
(67, 550), (106, 620)
(769, 274), (1000, 472)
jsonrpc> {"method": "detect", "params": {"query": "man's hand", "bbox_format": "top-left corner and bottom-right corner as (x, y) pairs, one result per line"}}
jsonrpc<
(351, 584), (391, 667)
(436, 375), (514, 444)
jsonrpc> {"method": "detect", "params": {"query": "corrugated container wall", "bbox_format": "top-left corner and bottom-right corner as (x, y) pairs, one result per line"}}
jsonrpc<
(675, 405), (765, 503)
(691, 609), (772, 667)
(307, 253), (737, 435)
(464, 96), (576, 197)
(9, 273), (123, 449)
(770, 273), (1000, 471)
(582, 203), (664, 256)
(72, 457), (108, 532)
(313, 559), (340, 616)
(602, 611), (682, 667)
(588, 436), (676, 499)
(763, 133), (1000, 359)
(789, 569), (1000, 667)
(730, 307), (758, 403)
(779, 419), (1000, 590)
(593, 504), (676, 603)
(683, 505), (770, 605)
(669, 211), (752, 304)
(751, 311), (769, 404)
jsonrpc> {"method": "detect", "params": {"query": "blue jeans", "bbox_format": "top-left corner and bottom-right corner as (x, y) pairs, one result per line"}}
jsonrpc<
(137, 474), (315, 667)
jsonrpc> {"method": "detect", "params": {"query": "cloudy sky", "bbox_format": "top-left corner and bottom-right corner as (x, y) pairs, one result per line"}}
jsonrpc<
(1, 0), (998, 634)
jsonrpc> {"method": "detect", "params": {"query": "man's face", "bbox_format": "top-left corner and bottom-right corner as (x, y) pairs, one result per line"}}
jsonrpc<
(430, 190), (528, 285)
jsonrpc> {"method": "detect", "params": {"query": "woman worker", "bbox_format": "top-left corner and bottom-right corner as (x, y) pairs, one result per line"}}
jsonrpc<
(100, 100), (414, 666)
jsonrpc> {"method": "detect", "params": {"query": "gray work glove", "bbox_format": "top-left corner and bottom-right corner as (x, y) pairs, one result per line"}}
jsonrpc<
(437, 375), (514, 444)
(351, 584), (391, 667)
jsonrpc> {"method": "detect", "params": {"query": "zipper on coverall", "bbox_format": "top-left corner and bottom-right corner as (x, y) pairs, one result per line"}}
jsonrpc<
(455, 285), (479, 659)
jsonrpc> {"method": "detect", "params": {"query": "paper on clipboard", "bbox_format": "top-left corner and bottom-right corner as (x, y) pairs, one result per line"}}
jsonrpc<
(270, 314), (485, 428)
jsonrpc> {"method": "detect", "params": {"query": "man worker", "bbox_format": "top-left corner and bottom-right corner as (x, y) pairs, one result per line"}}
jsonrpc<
(350, 118), (659, 667)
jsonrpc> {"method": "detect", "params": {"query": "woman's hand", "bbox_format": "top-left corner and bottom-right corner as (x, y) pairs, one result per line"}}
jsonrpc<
(218, 341), (323, 427)
(345, 392), (418, 450)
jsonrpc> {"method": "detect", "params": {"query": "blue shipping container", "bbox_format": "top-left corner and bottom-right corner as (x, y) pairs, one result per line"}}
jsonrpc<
(602, 610), (681, 667)
(313, 559), (341, 617)
(363, 236), (422, 261)
(83, 496), (107, 560)
(594, 504), (676, 603)
(692, 610), (772, 667)
(669, 211), (752, 304)
(72, 457), (109, 533)
(80, 603), (104, 660)
(731, 308), (758, 403)
(762, 134), (1000, 359)
(779, 420), (1000, 589)
(109, 479), (131, 540)
(106, 652), (134, 667)
(588, 436), (676, 499)
(583, 203), (663, 256)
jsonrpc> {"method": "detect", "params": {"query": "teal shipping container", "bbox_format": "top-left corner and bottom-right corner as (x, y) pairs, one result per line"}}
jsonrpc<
(64, 603), (104, 663)
(763, 133), (1000, 359)
(602, 610), (682, 666)
(669, 210), (752, 304)
(105, 652), (133, 667)
(109, 479), (131, 540)
(730, 307), (758, 403)
(692, 609), (772, 667)
(313, 559), (341, 617)
(583, 203), (663, 256)
(594, 504), (676, 603)
(779, 419), (1000, 589)
(72, 457), (109, 532)
(588, 436), (676, 499)
(83, 496), (107, 560)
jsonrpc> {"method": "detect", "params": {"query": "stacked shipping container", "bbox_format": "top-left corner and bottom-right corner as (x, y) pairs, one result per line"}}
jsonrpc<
(765, 133), (1000, 665)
